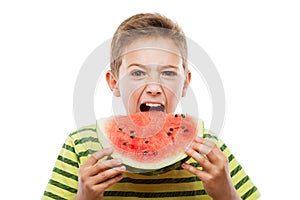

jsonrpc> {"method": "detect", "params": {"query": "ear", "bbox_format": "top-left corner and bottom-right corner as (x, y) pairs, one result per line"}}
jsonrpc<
(106, 70), (120, 97)
(182, 70), (191, 97)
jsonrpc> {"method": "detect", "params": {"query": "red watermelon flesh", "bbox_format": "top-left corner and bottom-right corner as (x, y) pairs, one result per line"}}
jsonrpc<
(97, 111), (202, 173)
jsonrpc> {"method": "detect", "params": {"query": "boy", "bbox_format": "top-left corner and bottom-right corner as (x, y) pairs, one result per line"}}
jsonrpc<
(43, 13), (260, 200)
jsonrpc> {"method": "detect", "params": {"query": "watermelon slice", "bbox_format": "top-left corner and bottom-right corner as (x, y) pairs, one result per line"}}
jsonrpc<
(97, 111), (203, 174)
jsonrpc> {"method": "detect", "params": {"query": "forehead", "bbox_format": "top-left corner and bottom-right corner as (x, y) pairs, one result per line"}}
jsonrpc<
(122, 37), (183, 67)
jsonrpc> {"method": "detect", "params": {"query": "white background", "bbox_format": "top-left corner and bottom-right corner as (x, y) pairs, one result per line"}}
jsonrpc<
(1, 0), (299, 199)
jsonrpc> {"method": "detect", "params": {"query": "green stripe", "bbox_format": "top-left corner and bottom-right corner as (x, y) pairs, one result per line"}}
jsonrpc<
(220, 144), (235, 163)
(70, 127), (96, 136)
(43, 191), (67, 200)
(120, 176), (200, 184)
(203, 133), (218, 141)
(228, 154), (235, 162)
(49, 179), (77, 194)
(74, 136), (99, 145)
(241, 186), (258, 199)
(220, 144), (227, 151)
(78, 149), (97, 159)
(174, 162), (200, 170)
(58, 155), (79, 168)
(62, 144), (75, 153)
(53, 167), (78, 181)
(104, 190), (206, 197)
(235, 175), (250, 190)
(230, 165), (242, 177)
(188, 162), (201, 168)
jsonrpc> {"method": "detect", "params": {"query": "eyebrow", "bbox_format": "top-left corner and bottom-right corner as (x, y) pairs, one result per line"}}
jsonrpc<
(127, 63), (180, 70)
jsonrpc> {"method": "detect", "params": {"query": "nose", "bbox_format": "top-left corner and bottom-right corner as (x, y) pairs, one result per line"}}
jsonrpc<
(145, 83), (162, 96)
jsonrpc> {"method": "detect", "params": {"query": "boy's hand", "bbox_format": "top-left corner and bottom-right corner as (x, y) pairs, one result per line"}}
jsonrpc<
(182, 137), (242, 200)
(74, 148), (126, 200)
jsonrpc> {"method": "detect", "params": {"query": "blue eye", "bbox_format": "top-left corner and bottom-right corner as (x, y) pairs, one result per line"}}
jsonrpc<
(162, 71), (177, 76)
(131, 70), (145, 76)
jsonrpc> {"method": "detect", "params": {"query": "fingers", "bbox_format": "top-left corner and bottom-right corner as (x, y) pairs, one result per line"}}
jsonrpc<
(84, 147), (114, 166)
(181, 162), (209, 180)
(76, 148), (126, 199)
(183, 136), (234, 199)
(185, 136), (223, 172)
(90, 165), (126, 185)
(192, 136), (221, 164)
(93, 173), (124, 192)
(80, 147), (126, 183)
(185, 143), (212, 170)
(194, 136), (215, 148)
(88, 158), (123, 176)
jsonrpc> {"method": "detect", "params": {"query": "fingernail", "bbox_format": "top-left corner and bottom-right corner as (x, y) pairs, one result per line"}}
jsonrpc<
(119, 166), (126, 171)
(106, 147), (113, 152)
(194, 136), (201, 142)
(185, 142), (194, 151)
(185, 146), (190, 151)
(116, 158), (123, 164)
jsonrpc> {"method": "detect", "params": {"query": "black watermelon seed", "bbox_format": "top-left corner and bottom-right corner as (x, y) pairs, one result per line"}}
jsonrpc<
(118, 128), (123, 131)
(181, 126), (185, 129)
(181, 114), (185, 118)
(167, 132), (172, 136)
(184, 129), (189, 133)
(153, 152), (158, 156)
(145, 140), (149, 144)
(169, 128), (174, 131)
(175, 114), (178, 118)
(130, 135), (135, 139)
(122, 142), (127, 146)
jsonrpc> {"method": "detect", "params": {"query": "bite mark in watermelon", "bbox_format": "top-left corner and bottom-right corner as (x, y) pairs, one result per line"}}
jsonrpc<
(97, 111), (203, 174)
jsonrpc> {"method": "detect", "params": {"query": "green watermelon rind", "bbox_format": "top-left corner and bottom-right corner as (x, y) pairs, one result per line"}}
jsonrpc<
(96, 114), (203, 174)
(121, 155), (192, 176)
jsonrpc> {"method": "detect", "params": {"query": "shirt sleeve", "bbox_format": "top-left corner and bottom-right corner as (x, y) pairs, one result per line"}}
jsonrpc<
(42, 135), (79, 200)
(204, 130), (261, 200)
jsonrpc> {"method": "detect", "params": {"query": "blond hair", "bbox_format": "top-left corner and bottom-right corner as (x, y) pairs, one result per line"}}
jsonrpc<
(110, 13), (188, 78)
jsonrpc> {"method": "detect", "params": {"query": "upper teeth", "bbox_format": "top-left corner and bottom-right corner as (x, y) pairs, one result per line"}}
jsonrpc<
(146, 103), (162, 107)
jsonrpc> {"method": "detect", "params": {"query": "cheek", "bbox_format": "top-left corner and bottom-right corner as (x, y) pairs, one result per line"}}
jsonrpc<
(162, 82), (184, 108)
(164, 87), (181, 103)
(119, 79), (145, 102)
(161, 78), (185, 98)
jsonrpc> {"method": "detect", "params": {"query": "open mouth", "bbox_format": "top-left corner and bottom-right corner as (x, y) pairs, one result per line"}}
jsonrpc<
(140, 103), (165, 112)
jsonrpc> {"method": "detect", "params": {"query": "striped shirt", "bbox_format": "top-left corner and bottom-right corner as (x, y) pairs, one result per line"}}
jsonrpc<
(43, 123), (260, 200)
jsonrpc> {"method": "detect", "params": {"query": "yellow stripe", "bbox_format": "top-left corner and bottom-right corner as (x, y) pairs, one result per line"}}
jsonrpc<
(108, 181), (204, 192)
(55, 159), (78, 174)
(228, 158), (240, 173)
(45, 181), (76, 199)
(51, 170), (78, 190)
(103, 195), (213, 200)
(238, 179), (257, 198)
(123, 169), (195, 179)
(59, 147), (78, 161)
(220, 145), (230, 156)
(231, 168), (247, 186)
(41, 195), (54, 200)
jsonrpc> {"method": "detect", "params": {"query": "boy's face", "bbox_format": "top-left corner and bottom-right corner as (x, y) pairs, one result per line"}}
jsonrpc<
(107, 37), (191, 115)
